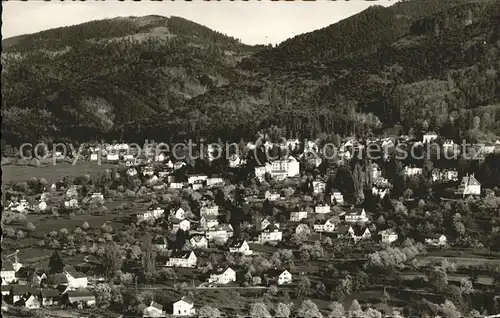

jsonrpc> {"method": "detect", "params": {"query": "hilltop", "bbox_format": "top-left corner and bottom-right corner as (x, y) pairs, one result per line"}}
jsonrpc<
(2, 0), (500, 148)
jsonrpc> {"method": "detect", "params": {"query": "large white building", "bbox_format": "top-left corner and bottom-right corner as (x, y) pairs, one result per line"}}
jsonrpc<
(254, 156), (300, 181)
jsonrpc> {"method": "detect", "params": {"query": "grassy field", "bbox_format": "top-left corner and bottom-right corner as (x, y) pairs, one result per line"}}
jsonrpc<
(2, 161), (118, 183)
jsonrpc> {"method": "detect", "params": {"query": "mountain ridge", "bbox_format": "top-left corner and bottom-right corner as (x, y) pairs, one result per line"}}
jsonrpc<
(2, 0), (500, 149)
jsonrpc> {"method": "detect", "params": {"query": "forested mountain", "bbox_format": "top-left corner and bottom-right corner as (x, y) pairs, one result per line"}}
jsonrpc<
(2, 0), (500, 148)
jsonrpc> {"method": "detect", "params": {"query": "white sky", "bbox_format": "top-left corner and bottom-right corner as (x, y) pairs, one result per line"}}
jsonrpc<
(2, 1), (397, 45)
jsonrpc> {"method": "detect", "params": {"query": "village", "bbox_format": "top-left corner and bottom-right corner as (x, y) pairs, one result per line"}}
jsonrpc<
(2, 131), (500, 317)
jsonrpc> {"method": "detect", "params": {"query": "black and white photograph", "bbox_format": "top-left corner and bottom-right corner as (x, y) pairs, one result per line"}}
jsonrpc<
(1, 0), (500, 317)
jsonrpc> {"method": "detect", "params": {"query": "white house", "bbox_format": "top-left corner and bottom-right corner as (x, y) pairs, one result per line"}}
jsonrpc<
(423, 131), (438, 143)
(290, 211), (308, 222)
(264, 191), (280, 201)
(432, 169), (459, 182)
(313, 218), (336, 233)
(313, 181), (326, 194)
(106, 154), (119, 162)
(64, 199), (79, 209)
(170, 208), (186, 220)
(66, 187), (79, 198)
(200, 215), (218, 230)
(172, 219), (191, 232)
(206, 177), (224, 187)
(9, 199), (30, 213)
(172, 297), (195, 316)
(126, 168), (138, 177)
(66, 291), (96, 307)
(143, 301), (165, 317)
(170, 182), (184, 189)
(200, 205), (219, 217)
(261, 217), (280, 230)
(90, 192), (104, 201)
(329, 191), (344, 204)
(229, 239), (252, 255)
(64, 268), (88, 289)
(379, 229), (398, 244)
(425, 234), (447, 246)
(143, 206), (165, 220)
(154, 153), (166, 162)
(458, 174), (481, 196)
(370, 163), (382, 181)
(1, 262), (17, 285)
(277, 270), (292, 285)
(404, 166), (423, 176)
(315, 204), (331, 214)
(348, 226), (372, 242)
(20, 294), (40, 309)
(483, 142), (496, 154)
(345, 208), (369, 223)
(192, 181), (204, 191)
(270, 156), (300, 180)
(258, 225), (283, 243)
(188, 175), (208, 185)
(229, 155), (244, 168)
(206, 224), (234, 243)
(266, 269), (292, 285)
(190, 235), (208, 249)
(208, 267), (236, 285)
(372, 186), (389, 199)
(165, 251), (197, 268)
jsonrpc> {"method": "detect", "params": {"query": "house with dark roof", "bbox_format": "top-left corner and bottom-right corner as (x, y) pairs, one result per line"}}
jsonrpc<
(144, 300), (165, 317)
(208, 266), (236, 285)
(264, 269), (292, 286)
(189, 235), (208, 249)
(64, 267), (87, 289)
(11, 285), (37, 304)
(172, 296), (195, 316)
(165, 251), (197, 268)
(39, 289), (60, 307)
(228, 239), (252, 255)
(1, 261), (17, 285)
(257, 224), (283, 243)
(63, 290), (96, 308)
(457, 174), (481, 196)
(344, 208), (369, 223)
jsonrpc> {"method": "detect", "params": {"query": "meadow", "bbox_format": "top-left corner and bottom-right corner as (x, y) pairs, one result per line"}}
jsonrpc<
(2, 161), (118, 184)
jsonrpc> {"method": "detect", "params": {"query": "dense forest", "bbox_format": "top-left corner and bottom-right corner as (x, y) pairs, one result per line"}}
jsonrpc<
(1, 0), (500, 148)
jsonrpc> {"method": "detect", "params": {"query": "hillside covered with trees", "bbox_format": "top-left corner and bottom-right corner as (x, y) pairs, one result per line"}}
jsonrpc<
(2, 0), (500, 148)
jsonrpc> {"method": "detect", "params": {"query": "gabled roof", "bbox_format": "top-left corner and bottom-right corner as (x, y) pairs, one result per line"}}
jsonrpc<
(266, 268), (289, 278)
(171, 217), (189, 224)
(190, 235), (207, 243)
(177, 296), (194, 305)
(462, 174), (480, 186)
(67, 290), (95, 299)
(350, 225), (370, 236)
(229, 238), (247, 248)
(149, 301), (164, 311)
(379, 229), (397, 236)
(1, 260), (15, 271)
(64, 266), (86, 279)
(263, 224), (280, 232)
(213, 266), (234, 274)
(169, 251), (193, 259)
(40, 289), (59, 298)
(11, 285), (36, 296)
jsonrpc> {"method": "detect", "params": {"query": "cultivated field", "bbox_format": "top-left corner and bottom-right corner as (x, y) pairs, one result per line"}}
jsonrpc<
(2, 161), (118, 184)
